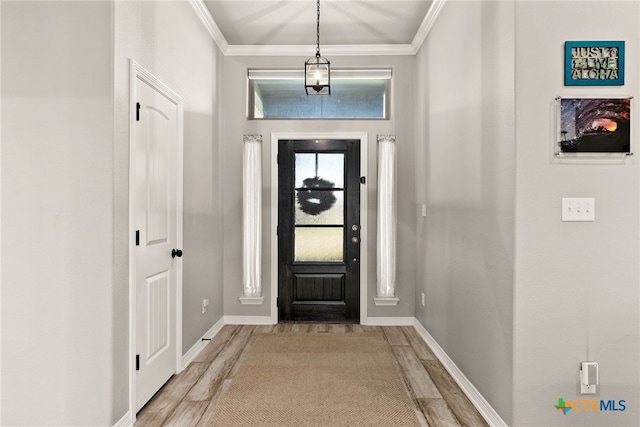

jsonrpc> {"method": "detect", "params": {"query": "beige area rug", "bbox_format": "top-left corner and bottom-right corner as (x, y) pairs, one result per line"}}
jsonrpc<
(205, 332), (422, 427)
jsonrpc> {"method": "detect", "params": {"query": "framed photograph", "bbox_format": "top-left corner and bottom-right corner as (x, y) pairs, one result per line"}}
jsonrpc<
(565, 41), (624, 86)
(556, 97), (632, 156)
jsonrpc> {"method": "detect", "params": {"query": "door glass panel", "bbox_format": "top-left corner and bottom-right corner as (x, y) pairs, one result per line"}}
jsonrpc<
(294, 227), (344, 262)
(295, 190), (343, 225)
(295, 153), (344, 188)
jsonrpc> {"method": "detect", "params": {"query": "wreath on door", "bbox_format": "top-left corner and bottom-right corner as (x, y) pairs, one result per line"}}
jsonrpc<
(296, 177), (337, 216)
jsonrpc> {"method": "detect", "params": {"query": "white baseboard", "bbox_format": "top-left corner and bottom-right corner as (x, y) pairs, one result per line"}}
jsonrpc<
(412, 319), (507, 427)
(365, 316), (415, 326)
(224, 315), (275, 325)
(181, 317), (225, 369)
(113, 411), (133, 427)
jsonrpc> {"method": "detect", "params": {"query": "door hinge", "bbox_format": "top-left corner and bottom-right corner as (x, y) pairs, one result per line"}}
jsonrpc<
(136, 102), (140, 121)
(277, 153), (279, 164)
(276, 225), (279, 236)
(360, 176), (366, 184)
(135, 230), (140, 246)
(135, 354), (140, 371)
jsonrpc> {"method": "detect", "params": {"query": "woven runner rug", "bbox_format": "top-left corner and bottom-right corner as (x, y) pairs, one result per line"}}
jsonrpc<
(205, 332), (422, 427)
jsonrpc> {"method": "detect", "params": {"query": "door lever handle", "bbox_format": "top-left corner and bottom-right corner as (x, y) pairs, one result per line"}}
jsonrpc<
(171, 249), (183, 258)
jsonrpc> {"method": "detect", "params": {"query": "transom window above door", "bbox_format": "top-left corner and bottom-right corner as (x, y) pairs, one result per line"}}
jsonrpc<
(248, 69), (391, 120)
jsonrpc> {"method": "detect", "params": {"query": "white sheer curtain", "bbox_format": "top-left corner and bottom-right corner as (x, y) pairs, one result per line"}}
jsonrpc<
(241, 134), (263, 303)
(376, 135), (398, 304)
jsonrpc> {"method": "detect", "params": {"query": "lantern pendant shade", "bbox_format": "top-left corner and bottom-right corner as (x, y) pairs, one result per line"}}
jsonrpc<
(305, 0), (330, 95)
(305, 54), (331, 95)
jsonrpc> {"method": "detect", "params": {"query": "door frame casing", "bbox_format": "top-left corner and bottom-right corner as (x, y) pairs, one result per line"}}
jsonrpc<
(270, 132), (368, 324)
(128, 59), (184, 417)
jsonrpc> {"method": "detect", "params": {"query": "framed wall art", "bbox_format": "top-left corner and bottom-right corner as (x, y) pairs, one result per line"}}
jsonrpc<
(565, 41), (625, 86)
(555, 96), (632, 158)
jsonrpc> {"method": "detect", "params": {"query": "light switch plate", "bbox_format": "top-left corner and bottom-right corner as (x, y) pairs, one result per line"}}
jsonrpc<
(562, 198), (595, 222)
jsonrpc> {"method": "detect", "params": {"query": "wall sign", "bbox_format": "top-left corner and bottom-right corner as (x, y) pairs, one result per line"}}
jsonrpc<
(565, 41), (625, 86)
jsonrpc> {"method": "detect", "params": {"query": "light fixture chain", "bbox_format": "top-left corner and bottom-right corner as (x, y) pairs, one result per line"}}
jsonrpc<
(316, 0), (321, 56)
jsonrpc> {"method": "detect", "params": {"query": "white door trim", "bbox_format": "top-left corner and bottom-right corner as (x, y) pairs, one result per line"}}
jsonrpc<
(128, 59), (184, 418)
(270, 132), (368, 324)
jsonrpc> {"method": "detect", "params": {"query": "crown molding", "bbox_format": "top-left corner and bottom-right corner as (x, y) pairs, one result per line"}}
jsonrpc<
(191, 0), (447, 57)
(190, 0), (228, 54)
(412, 0), (448, 52)
(226, 44), (416, 57)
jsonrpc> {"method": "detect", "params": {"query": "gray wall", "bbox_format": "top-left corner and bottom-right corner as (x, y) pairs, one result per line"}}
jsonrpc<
(220, 55), (417, 319)
(416, 1), (640, 426)
(414, 1), (516, 423)
(1, 1), (116, 425)
(513, 1), (639, 426)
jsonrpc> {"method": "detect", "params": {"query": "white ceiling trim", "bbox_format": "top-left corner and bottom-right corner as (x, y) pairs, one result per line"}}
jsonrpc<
(248, 69), (392, 79)
(226, 44), (416, 57)
(189, 0), (228, 53)
(190, 0), (447, 57)
(411, 0), (448, 52)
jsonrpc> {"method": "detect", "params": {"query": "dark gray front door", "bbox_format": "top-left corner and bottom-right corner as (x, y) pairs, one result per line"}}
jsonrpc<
(278, 139), (361, 323)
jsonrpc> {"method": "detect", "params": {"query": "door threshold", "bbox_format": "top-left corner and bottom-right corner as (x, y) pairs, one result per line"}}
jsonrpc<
(279, 320), (360, 324)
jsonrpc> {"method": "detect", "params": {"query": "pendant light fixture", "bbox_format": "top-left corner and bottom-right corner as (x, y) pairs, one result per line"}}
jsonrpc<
(305, 0), (330, 95)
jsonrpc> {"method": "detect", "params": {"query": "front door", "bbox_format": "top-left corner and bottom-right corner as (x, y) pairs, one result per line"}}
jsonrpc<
(278, 139), (360, 323)
(132, 67), (182, 412)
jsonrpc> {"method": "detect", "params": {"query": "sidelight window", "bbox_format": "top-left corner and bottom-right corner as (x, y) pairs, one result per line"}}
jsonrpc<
(248, 69), (391, 120)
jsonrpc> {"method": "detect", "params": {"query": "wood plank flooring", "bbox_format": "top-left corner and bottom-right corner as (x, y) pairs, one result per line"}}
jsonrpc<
(135, 325), (489, 427)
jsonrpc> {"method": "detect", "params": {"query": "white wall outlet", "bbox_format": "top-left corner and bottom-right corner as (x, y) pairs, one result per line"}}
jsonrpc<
(581, 383), (597, 395)
(580, 362), (598, 394)
(421, 204), (427, 218)
(562, 198), (595, 222)
(202, 298), (210, 314)
(421, 293), (425, 306)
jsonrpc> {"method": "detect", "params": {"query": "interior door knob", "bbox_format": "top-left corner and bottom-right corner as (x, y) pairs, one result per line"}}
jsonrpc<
(171, 249), (183, 258)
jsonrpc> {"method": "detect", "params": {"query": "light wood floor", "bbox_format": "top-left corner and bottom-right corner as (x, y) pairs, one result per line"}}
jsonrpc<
(135, 324), (489, 427)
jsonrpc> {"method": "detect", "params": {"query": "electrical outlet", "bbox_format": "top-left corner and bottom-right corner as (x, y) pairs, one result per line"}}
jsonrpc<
(580, 362), (598, 394)
(581, 383), (597, 395)
(202, 298), (210, 314)
(421, 293), (425, 306)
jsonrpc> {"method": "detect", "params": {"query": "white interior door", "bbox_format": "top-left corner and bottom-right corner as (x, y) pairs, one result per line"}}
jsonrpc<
(132, 64), (183, 413)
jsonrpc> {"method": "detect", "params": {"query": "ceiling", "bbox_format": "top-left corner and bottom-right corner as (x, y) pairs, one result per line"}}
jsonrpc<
(198, 0), (443, 55)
